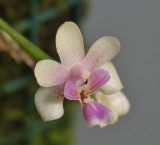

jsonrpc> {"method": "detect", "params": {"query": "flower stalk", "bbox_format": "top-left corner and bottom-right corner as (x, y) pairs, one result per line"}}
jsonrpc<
(0, 18), (52, 61)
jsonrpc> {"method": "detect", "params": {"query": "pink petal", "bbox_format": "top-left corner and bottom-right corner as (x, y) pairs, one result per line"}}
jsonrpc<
(64, 81), (79, 100)
(87, 69), (110, 94)
(34, 59), (69, 87)
(81, 36), (120, 71)
(56, 22), (85, 66)
(82, 101), (115, 128)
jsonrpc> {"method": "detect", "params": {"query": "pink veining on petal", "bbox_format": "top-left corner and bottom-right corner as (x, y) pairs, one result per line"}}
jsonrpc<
(80, 36), (120, 71)
(82, 101), (115, 127)
(64, 81), (79, 100)
(34, 59), (69, 87)
(87, 69), (110, 95)
(56, 22), (85, 66)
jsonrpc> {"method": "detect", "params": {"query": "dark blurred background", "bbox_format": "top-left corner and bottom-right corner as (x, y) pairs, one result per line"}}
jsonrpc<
(0, 0), (86, 145)
(0, 0), (160, 145)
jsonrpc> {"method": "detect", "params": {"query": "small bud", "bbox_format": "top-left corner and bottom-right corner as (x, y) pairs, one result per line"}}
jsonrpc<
(95, 91), (130, 116)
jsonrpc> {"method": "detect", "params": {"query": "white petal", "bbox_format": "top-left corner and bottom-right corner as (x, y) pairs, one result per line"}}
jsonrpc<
(95, 91), (130, 116)
(81, 36), (120, 70)
(35, 86), (64, 121)
(34, 59), (69, 87)
(99, 61), (123, 94)
(56, 22), (85, 65)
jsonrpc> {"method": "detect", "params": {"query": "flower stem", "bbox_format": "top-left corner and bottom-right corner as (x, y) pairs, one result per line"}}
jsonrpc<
(0, 18), (52, 61)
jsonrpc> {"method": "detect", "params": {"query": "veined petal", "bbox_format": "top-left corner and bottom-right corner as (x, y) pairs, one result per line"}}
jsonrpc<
(34, 59), (69, 87)
(87, 69), (110, 94)
(95, 91), (130, 116)
(81, 36), (120, 70)
(56, 22), (85, 65)
(35, 86), (64, 121)
(99, 61), (123, 94)
(82, 101), (115, 128)
(64, 81), (79, 100)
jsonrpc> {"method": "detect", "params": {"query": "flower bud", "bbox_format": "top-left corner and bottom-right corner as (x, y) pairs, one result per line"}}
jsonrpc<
(95, 91), (130, 116)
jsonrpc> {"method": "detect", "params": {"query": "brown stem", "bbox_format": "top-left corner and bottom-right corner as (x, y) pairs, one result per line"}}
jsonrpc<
(0, 29), (35, 69)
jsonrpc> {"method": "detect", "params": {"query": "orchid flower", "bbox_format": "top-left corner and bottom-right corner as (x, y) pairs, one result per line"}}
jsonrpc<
(34, 21), (125, 127)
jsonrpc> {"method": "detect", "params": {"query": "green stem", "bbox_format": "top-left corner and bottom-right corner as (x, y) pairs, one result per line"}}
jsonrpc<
(0, 18), (52, 61)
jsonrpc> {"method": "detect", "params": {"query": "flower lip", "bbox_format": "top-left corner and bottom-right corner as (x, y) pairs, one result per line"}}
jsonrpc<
(82, 101), (115, 128)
